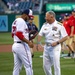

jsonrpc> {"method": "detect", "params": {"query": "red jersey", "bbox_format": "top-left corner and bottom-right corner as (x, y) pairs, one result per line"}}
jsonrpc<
(63, 19), (73, 36)
(69, 15), (75, 34)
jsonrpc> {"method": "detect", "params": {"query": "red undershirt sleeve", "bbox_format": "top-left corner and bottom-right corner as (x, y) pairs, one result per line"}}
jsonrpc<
(16, 31), (24, 40)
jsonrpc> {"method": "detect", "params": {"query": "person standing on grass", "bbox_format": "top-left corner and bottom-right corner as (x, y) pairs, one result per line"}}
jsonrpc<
(37, 11), (68, 75)
(69, 8), (75, 58)
(11, 9), (34, 75)
(63, 13), (74, 57)
(27, 16), (38, 57)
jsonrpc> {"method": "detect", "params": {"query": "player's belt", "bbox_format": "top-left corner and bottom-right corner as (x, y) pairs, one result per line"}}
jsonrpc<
(17, 42), (21, 43)
(15, 41), (22, 43)
(46, 43), (51, 46)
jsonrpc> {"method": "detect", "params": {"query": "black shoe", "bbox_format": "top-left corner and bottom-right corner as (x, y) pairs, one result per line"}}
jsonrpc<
(32, 54), (34, 58)
(62, 52), (64, 54)
(67, 53), (71, 57)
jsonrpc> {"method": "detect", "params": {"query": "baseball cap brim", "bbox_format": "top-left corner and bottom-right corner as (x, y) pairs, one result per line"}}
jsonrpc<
(29, 15), (34, 19)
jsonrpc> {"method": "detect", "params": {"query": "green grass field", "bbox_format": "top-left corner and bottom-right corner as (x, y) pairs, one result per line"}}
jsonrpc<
(0, 32), (13, 45)
(0, 32), (75, 75)
(0, 52), (75, 75)
(0, 32), (45, 45)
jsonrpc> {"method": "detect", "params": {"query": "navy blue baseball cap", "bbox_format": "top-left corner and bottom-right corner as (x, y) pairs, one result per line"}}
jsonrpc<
(22, 9), (33, 17)
(22, 9), (29, 15)
(59, 17), (63, 21)
(72, 8), (75, 12)
(64, 13), (69, 17)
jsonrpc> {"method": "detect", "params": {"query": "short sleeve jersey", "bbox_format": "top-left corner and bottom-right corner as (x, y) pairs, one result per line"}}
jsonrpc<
(39, 20), (68, 43)
(12, 18), (29, 42)
(63, 19), (73, 36)
(69, 15), (75, 34)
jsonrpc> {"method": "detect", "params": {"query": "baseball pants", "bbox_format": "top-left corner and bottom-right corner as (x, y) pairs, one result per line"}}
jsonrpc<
(12, 43), (33, 75)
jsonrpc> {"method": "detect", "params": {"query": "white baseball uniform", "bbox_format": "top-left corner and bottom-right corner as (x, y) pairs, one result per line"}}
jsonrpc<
(12, 18), (33, 75)
(39, 20), (68, 75)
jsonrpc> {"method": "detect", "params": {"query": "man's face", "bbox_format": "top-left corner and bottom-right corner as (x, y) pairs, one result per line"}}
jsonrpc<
(45, 12), (53, 23)
(24, 14), (29, 21)
(29, 19), (33, 23)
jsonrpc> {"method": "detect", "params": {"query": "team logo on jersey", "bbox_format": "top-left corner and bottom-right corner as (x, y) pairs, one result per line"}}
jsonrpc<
(52, 26), (57, 31)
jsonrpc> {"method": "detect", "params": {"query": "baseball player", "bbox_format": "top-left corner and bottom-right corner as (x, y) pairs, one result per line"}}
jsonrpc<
(11, 9), (34, 75)
(37, 11), (68, 75)
(69, 8), (75, 58)
(27, 17), (38, 57)
(63, 13), (74, 57)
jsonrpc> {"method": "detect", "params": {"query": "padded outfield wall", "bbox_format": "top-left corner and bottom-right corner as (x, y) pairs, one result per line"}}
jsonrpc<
(0, 14), (44, 32)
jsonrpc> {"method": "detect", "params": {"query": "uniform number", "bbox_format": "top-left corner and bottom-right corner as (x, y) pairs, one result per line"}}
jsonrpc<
(12, 21), (17, 37)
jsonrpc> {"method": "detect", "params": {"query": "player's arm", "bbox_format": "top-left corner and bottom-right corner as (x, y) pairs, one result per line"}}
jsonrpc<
(56, 36), (68, 44)
(36, 35), (42, 51)
(70, 26), (74, 37)
(37, 35), (42, 43)
(51, 35), (68, 47)
(37, 24), (45, 43)
(16, 31), (33, 48)
(70, 20), (74, 37)
(69, 20), (74, 37)
(22, 37), (34, 48)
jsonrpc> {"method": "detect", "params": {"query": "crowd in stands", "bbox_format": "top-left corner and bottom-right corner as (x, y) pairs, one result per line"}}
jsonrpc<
(0, 0), (75, 14)
(0, 0), (40, 14)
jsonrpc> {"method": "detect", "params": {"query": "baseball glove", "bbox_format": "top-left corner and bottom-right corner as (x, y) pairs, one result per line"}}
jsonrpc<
(29, 30), (38, 40)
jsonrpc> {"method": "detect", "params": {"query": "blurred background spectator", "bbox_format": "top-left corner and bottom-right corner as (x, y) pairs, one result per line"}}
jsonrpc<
(0, 0), (75, 14)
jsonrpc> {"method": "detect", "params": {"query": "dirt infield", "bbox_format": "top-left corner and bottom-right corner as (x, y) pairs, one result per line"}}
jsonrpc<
(0, 44), (44, 52)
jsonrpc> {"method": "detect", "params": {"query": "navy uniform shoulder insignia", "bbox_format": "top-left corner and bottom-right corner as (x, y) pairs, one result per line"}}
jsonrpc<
(57, 22), (62, 25)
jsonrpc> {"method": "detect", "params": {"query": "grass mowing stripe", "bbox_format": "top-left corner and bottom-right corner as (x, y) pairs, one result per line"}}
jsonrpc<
(0, 52), (75, 75)
(0, 32), (45, 44)
(0, 32), (13, 44)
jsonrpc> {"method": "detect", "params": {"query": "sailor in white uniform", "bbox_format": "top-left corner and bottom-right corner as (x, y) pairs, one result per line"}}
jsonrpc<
(37, 11), (68, 75)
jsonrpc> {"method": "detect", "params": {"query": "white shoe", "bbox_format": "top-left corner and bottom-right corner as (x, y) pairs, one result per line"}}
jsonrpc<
(64, 56), (71, 59)
(72, 52), (75, 58)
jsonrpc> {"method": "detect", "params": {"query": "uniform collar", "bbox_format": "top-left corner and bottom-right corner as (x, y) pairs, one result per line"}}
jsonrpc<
(49, 20), (57, 25)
